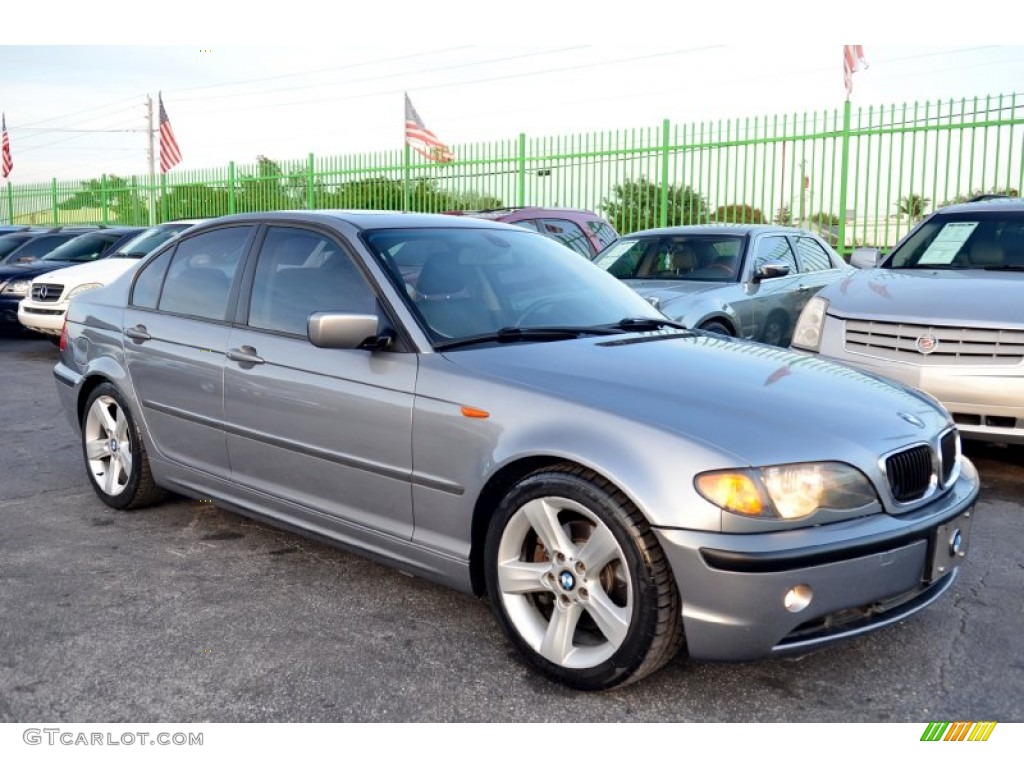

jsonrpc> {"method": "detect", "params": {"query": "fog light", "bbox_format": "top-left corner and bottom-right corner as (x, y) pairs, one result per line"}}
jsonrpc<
(784, 584), (813, 613)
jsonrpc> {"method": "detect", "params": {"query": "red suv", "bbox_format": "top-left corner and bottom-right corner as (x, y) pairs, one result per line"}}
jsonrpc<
(444, 207), (618, 258)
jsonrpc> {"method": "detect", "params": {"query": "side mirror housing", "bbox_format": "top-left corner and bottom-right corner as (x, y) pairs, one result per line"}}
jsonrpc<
(753, 261), (791, 282)
(850, 247), (882, 269)
(307, 312), (388, 350)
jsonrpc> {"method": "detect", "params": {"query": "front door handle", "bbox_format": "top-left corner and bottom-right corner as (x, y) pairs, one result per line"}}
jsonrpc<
(227, 346), (265, 365)
(124, 325), (151, 342)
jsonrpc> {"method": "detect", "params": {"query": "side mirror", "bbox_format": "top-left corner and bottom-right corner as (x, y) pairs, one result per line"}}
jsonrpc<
(753, 261), (791, 282)
(307, 312), (389, 350)
(850, 247), (882, 269)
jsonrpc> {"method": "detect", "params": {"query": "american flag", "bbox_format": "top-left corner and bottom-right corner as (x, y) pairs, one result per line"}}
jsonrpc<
(158, 93), (183, 173)
(1, 113), (12, 179)
(843, 45), (867, 99)
(405, 94), (454, 163)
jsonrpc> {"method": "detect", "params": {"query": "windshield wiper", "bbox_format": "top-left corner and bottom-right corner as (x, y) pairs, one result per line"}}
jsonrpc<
(434, 325), (620, 351)
(982, 264), (1024, 271)
(605, 317), (691, 332)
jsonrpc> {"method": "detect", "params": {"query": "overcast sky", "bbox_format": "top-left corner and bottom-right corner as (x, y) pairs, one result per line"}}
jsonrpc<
(3, 3), (1023, 184)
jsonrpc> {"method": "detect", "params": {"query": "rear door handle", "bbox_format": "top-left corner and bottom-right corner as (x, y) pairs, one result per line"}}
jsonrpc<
(124, 325), (151, 342)
(227, 346), (265, 365)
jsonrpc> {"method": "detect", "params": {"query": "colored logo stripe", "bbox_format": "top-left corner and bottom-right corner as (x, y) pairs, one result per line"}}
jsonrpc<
(921, 721), (996, 741)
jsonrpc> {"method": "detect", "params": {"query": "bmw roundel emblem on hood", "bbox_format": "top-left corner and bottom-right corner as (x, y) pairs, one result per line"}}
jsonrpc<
(898, 412), (926, 428)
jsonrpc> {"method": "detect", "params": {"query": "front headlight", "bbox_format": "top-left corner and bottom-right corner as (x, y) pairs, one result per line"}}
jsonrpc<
(792, 296), (828, 351)
(66, 282), (103, 300)
(1, 279), (31, 296)
(696, 462), (878, 521)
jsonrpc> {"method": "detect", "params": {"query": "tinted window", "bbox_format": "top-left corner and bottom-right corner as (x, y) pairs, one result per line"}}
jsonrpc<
(793, 237), (834, 272)
(0, 234), (33, 260)
(248, 227), (375, 336)
(131, 248), (175, 309)
(541, 219), (593, 257)
(158, 227), (252, 320)
(41, 232), (123, 262)
(3, 234), (74, 263)
(586, 220), (619, 249)
(593, 239), (649, 278)
(754, 236), (797, 273)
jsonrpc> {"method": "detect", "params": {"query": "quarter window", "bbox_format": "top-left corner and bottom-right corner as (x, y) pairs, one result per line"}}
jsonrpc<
(157, 226), (252, 321)
(247, 227), (376, 336)
(131, 248), (175, 308)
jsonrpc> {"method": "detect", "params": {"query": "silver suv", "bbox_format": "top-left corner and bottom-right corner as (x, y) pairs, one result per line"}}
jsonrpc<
(792, 197), (1024, 444)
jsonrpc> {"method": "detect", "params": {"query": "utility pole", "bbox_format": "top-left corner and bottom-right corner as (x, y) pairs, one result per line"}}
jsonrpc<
(146, 95), (156, 225)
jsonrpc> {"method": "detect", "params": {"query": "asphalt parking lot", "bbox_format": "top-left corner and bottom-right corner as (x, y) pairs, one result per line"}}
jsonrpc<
(1, 331), (1022, 723)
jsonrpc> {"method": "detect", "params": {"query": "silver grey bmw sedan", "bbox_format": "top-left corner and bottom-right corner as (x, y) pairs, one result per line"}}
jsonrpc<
(55, 211), (978, 690)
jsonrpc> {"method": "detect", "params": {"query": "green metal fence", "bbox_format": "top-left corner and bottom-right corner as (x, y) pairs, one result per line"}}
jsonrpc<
(5, 92), (1023, 253)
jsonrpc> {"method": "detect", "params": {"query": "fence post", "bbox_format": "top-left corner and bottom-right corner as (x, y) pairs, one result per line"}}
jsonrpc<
(660, 119), (671, 227)
(5, 181), (12, 225)
(160, 174), (168, 223)
(517, 133), (526, 206)
(51, 178), (58, 226)
(307, 152), (315, 209)
(101, 174), (109, 225)
(228, 161), (236, 214)
(836, 100), (852, 256)
(403, 144), (410, 212)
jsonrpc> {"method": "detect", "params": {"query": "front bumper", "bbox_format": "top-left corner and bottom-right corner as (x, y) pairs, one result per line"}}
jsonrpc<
(17, 298), (67, 335)
(0, 295), (27, 327)
(654, 458), (979, 661)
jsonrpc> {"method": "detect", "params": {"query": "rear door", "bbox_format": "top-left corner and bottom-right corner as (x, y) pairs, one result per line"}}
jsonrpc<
(123, 224), (255, 477)
(223, 225), (417, 539)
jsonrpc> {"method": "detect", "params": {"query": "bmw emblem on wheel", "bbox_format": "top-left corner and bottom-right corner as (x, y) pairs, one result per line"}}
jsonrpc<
(559, 571), (575, 591)
(915, 333), (939, 355)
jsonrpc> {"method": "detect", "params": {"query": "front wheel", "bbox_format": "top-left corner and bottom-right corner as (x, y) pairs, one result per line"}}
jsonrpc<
(81, 383), (165, 510)
(485, 465), (683, 689)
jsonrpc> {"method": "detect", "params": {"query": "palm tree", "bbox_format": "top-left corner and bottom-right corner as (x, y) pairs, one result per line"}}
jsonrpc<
(897, 194), (930, 222)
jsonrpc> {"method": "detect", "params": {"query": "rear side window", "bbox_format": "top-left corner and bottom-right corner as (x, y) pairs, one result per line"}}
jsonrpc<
(793, 237), (835, 272)
(541, 219), (593, 257)
(131, 248), (175, 309)
(4, 234), (73, 262)
(157, 227), (253, 321)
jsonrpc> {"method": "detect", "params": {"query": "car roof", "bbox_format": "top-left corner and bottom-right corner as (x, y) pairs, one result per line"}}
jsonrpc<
(622, 224), (814, 238)
(192, 210), (523, 232)
(937, 197), (1024, 214)
(444, 206), (599, 218)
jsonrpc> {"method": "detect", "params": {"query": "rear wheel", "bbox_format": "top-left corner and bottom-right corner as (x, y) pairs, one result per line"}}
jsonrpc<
(81, 383), (165, 510)
(485, 464), (683, 689)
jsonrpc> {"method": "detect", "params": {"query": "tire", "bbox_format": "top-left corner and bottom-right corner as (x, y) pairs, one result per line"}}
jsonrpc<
(81, 383), (165, 510)
(698, 319), (733, 336)
(484, 464), (683, 690)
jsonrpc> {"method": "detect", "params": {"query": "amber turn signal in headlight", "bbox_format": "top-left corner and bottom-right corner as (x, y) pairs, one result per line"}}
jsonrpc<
(695, 472), (766, 516)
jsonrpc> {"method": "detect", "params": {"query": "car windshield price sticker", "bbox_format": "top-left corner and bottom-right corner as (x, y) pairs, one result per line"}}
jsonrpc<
(918, 221), (979, 265)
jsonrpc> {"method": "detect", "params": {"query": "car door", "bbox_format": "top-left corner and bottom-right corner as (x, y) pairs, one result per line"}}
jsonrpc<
(790, 234), (850, 317)
(123, 224), (255, 477)
(737, 233), (804, 342)
(222, 225), (417, 539)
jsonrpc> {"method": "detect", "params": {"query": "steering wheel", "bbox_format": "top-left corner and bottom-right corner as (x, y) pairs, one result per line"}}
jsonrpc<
(515, 297), (566, 326)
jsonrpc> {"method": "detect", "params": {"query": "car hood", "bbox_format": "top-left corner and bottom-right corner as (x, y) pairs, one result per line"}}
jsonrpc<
(443, 333), (949, 468)
(822, 268), (1024, 328)
(28, 258), (139, 287)
(0, 260), (78, 281)
(621, 280), (728, 303)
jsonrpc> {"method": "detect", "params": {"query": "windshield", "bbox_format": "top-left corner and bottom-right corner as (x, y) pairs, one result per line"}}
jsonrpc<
(41, 232), (122, 263)
(2, 234), (75, 263)
(116, 224), (190, 258)
(363, 227), (664, 344)
(595, 234), (744, 281)
(886, 210), (1024, 269)
(0, 234), (34, 260)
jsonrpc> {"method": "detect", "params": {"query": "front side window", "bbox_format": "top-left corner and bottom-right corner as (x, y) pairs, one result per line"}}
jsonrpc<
(157, 227), (252, 321)
(247, 227), (376, 336)
(4, 234), (74, 263)
(754, 236), (798, 274)
(41, 233), (122, 262)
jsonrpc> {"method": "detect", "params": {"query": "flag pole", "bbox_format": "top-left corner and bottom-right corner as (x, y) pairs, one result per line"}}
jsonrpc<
(146, 95), (156, 225)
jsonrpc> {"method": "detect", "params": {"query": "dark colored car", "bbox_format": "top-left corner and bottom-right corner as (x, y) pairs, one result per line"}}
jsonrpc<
(596, 225), (852, 347)
(0, 228), (145, 327)
(444, 207), (618, 258)
(0, 228), (100, 266)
